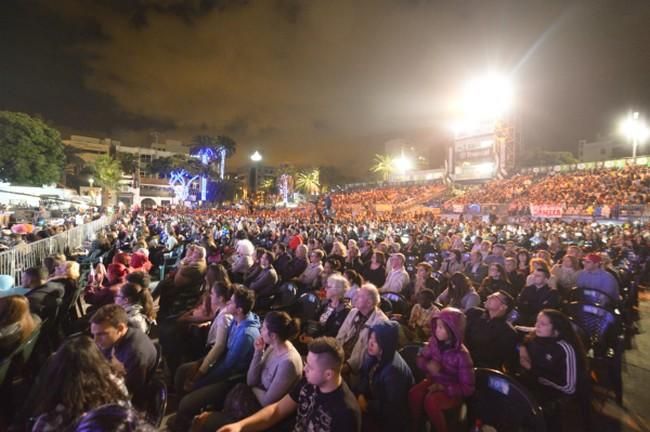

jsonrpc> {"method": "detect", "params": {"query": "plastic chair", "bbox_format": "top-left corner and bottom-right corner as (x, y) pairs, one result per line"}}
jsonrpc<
(467, 368), (546, 432)
(144, 377), (168, 428)
(381, 292), (409, 316)
(564, 302), (624, 404)
(379, 296), (392, 315)
(269, 281), (299, 311)
(294, 292), (320, 322)
(398, 343), (426, 383)
(567, 288), (617, 310)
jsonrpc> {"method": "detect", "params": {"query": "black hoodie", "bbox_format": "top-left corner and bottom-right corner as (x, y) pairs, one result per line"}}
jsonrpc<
(357, 321), (414, 432)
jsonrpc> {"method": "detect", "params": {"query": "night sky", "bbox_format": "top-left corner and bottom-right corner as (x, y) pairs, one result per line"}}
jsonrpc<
(1, 0), (649, 174)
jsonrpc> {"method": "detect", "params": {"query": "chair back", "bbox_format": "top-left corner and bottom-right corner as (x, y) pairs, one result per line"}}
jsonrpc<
(270, 281), (298, 310)
(398, 343), (426, 383)
(568, 288), (616, 310)
(467, 368), (546, 432)
(381, 292), (409, 316)
(564, 302), (622, 353)
(295, 292), (320, 322)
(379, 296), (392, 315)
(144, 377), (168, 428)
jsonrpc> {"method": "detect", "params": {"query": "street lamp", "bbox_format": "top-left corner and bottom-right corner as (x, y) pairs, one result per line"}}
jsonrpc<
(619, 111), (649, 160)
(88, 177), (94, 188)
(250, 151), (262, 162)
(249, 151), (262, 197)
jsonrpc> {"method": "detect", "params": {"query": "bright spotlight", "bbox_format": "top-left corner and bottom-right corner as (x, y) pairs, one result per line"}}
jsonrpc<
(394, 155), (413, 173)
(460, 72), (514, 121)
(619, 112), (649, 159)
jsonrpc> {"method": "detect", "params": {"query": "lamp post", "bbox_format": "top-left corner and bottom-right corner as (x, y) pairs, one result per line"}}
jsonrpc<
(88, 177), (96, 205)
(250, 151), (262, 198)
(620, 111), (649, 161)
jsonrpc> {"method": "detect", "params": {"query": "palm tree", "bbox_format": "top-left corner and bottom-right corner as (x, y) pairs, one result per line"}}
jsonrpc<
(190, 135), (220, 201)
(214, 135), (236, 179)
(116, 152), (139, 187)
(91, 155), (123, 206)
(295, 168), (321, 196)
(370, 154), (394, 181)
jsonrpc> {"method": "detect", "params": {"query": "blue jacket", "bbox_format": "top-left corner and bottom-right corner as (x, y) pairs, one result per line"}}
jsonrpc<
(196, 312), (261, 388)
(357, 321), (414, 432)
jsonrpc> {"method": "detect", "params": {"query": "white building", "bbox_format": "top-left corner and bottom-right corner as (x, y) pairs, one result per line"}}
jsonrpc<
(578, 136), (645, 162)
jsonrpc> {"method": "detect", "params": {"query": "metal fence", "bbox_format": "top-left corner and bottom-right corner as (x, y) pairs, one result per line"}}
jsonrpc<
(0, 216), (114, 285)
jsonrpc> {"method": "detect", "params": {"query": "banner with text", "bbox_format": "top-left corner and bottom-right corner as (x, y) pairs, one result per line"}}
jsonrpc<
(529, 204), (564, 218)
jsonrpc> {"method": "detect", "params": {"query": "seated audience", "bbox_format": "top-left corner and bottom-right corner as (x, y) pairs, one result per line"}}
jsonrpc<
(404, 288), (439, 343)
(410, 308), (475, 432)
(22, 266), (64, 319)
(436, 272), (481, 312)
(576, 253), (621, 301)
(171, 286), (260, 432)
(336, 283), (388, 375)
(519, 309), (587, 429)
(355, 321), (414, 432)
(517, 268), (561, 326)
(300, 274), (352, 345)
(30, 336), (129, 431)
(0, 295), (41, 357)
(465, 291), (518, 371)
(89, 304), (157, 409)
(193, 311), (303, 431)
(217, 337), (361, 432)
(115, 282), (156, 334)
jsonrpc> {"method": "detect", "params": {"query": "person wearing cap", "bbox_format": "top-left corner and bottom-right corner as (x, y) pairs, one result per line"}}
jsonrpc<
(465, 291), (518, 372)
(576, 253), (620, 301)
(379, 253), (410, 294)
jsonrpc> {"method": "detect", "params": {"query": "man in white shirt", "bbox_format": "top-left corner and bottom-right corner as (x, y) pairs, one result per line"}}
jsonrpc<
(380, 253), (410, 294)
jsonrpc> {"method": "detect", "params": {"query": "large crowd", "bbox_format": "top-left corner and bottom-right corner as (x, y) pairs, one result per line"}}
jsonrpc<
(0, 166), (649, 432)
(446, 165), (650, 207)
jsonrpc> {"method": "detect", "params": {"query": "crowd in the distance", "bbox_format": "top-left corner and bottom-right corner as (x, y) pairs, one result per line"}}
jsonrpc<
(1, 200), (647, 432)
(446, 165), (650, 208)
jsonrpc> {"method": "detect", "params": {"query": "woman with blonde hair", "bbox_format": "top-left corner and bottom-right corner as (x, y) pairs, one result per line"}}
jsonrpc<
(0, 295), (41, 356)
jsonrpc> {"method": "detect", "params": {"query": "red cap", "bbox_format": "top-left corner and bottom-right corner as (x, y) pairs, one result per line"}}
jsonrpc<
(583, 253), (602, 264)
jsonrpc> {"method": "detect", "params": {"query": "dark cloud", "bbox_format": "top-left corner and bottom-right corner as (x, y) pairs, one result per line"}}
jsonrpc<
(1, 0), (649, 173)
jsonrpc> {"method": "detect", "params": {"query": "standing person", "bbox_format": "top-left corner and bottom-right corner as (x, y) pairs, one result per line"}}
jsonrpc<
(409, 308), (475, 432)
(217, 337), (361, 432)
(355, 321), (414, 432)
(193, 311), (304, 432)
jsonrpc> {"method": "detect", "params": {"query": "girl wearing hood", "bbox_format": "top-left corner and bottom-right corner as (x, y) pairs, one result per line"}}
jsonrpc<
(409, 307), (475, 432)
(356, 320), (414, 432)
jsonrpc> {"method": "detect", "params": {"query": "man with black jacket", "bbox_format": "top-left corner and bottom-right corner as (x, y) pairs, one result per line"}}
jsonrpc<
(22, 266), (65, 320)
(90, 304), (157, 409)
(465, 291), (518, 372)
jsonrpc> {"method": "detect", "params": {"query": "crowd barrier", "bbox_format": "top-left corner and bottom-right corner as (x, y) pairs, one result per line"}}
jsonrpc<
(0, 215), (114, 285)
